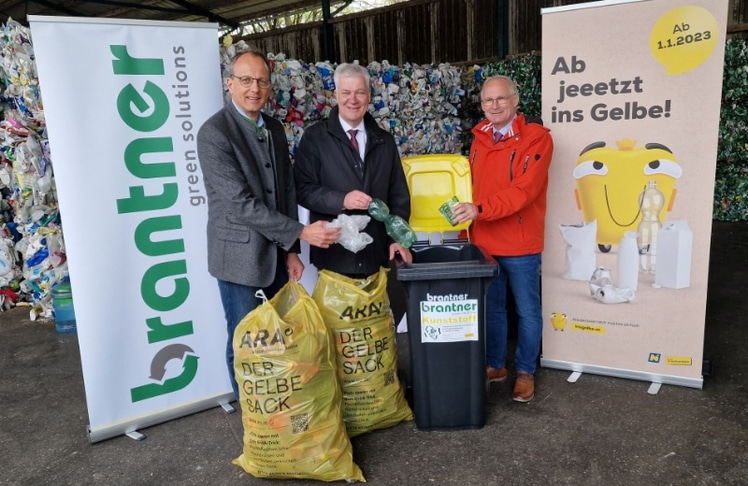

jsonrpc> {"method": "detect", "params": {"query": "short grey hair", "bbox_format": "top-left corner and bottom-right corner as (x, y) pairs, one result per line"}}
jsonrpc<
(480, 75), (519, 100)
(333, 62), (370, 89)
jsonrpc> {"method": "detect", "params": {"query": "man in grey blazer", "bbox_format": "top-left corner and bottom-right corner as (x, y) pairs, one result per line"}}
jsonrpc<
(197, 47), (340, 398)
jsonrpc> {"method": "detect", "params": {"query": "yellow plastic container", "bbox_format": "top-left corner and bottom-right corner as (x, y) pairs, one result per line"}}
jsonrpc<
(401, 154), (473, 235)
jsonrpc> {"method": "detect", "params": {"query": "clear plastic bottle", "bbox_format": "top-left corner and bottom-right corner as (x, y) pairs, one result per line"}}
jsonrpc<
(637, 180), (664, 274)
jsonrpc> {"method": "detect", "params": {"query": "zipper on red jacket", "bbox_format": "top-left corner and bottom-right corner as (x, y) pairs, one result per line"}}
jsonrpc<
(508, 150), (516, 181)
(517, 154), (531, 224)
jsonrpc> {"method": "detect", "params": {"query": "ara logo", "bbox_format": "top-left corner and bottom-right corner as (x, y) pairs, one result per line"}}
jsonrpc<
(239, 327), (290, 351)
(339, 302), (384, 321)
(131, 344), (199, 402)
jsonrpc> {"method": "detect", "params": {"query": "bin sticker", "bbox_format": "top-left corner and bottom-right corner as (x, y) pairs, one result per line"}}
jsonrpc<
(419, 299), (479, 342)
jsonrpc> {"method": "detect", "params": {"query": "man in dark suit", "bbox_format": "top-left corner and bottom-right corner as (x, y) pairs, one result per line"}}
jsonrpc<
(197, 47), (340, 398)
(294, 62), (412, 277)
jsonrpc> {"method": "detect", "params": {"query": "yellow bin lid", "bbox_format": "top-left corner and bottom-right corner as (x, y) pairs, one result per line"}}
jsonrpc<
(401, 154), (473, 234)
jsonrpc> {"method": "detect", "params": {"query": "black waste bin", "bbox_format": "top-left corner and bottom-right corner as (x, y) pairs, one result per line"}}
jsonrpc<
(397, 241), (497, 430)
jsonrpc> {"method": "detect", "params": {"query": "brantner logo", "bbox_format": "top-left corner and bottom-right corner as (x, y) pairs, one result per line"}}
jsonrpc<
(110, 44), (200, 403)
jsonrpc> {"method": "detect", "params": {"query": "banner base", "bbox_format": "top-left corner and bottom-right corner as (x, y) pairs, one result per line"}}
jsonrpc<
(87, 392), (235, 444)
(540, 358), (703, 390)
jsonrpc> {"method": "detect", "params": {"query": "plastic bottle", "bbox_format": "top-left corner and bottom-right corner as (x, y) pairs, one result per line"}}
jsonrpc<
(52, 278), (77, 334)
(368, 198), (417, 248)
(637, 180), (664, 274)
(617, 231), (639, 291)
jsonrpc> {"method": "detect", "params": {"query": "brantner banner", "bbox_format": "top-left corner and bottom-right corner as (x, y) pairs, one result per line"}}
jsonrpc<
(540, 0), (728, 389)
(29, 16), (232, 441)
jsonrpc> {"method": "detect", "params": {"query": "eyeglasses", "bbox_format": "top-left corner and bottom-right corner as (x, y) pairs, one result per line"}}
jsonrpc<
(230, 75), (271, 89)
(481, 93), (517, 105)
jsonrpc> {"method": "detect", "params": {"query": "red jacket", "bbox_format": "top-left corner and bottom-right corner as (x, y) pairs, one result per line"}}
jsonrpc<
(468, 114), (554, 256)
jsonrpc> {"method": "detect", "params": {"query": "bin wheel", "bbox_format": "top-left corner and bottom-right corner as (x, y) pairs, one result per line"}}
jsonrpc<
(598, 244), (612, 253)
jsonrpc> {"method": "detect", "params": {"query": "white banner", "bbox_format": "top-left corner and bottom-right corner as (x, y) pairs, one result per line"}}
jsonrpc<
(540, 0), (728, 388)
(30, 16), (231, 442)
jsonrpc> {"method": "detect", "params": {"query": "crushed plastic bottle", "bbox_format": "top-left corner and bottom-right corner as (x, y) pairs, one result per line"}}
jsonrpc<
(367, 198), (417, 248)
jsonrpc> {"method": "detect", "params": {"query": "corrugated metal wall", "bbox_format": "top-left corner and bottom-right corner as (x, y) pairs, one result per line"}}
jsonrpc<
(240, 0), (748, 65)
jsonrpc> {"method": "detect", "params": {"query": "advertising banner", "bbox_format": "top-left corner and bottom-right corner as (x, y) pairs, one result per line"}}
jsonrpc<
(29, 16), (232, 441)
(540, 0), (728, 388)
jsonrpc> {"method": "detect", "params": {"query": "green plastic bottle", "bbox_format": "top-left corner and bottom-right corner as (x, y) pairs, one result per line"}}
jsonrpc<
(368, 198), (417, 248)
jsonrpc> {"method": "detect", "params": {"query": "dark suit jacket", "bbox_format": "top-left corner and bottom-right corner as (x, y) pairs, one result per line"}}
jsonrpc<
(197, 104), (302, 287)
(294, 107), (410, 276)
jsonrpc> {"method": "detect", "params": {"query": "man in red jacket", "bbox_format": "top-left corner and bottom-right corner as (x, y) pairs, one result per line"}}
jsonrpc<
(452, 75), (554, 402)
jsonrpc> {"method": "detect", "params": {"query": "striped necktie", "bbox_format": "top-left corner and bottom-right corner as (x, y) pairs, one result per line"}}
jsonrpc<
(348, 129), (363, 174)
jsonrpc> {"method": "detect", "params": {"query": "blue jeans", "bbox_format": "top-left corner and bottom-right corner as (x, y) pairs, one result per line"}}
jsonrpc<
(485, 253), (542, 375)
(217, 258), (288, 399)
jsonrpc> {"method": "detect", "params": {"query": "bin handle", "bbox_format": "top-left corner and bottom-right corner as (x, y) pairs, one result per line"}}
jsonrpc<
(426, 227), (471, 246)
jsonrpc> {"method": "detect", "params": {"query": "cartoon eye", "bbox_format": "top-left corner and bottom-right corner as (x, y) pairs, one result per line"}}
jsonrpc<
(644, 159), (682, 178)
(573, 160), (608, 179)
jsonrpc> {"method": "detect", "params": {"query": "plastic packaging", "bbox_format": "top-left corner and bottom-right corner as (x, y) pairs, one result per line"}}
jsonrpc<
(589, 267), (613, 296)
(593, 284), (635, 304)
(559, 221), (597, 281)
(232, 281), (365, 482)
(367, 198), (417, 248)
(326, 214), (372, 253)
(313, 268), (413, 437)
(637, 180), (664, 274)
(654, 220), (693, 289)
(52, 279), (76, 333)
(617, 231), (639, 291)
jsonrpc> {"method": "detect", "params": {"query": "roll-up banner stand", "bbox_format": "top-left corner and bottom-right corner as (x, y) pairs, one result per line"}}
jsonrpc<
(29, 16), (233, 442)
(540, 0), (728, 389)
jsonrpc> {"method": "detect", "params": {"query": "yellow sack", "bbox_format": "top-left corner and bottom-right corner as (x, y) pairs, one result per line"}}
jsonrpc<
(313, 267), (413, 437)
(232, 281), (365, 483)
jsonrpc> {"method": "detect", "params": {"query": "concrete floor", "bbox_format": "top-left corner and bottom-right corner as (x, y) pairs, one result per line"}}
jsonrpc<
(0, 221), (746, 485)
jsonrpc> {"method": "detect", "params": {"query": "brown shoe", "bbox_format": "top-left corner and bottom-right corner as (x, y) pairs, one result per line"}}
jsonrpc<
(487, 366), (507, 383)
(513, 372), (535, 402)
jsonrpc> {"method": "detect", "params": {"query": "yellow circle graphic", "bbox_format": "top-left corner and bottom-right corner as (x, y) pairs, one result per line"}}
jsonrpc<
(650, 6), (719, 75)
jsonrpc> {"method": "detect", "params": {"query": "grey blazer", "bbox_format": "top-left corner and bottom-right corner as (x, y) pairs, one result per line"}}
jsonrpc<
(197, 105), (302, 287)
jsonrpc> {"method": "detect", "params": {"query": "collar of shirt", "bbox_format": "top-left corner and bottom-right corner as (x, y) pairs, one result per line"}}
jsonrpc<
(339, 117), (365, 136)
(232, 100), (265, 130)
(494, 114), (517, 139)
(339, 117), (366, 159)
